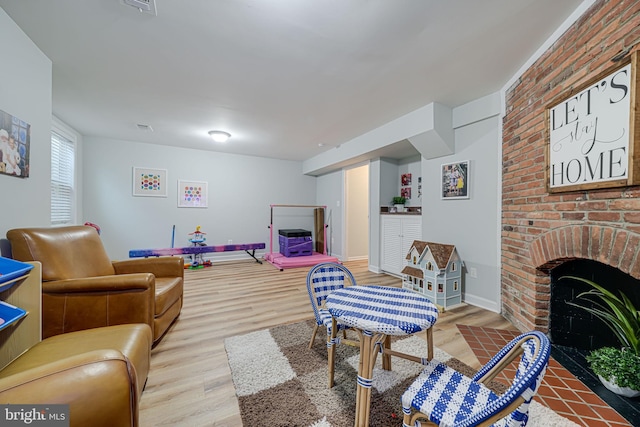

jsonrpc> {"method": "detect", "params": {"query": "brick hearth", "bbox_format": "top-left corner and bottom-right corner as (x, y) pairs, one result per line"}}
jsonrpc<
(501, 0), (640, 332)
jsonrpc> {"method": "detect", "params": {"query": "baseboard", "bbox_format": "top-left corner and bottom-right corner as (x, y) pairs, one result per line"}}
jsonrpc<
(462, 293), (500, 313)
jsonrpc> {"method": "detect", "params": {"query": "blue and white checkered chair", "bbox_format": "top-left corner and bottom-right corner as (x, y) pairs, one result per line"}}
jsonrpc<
(306, 262), (357, 348)
(401, 330), (550, 427)
(306, 262), (359, 387)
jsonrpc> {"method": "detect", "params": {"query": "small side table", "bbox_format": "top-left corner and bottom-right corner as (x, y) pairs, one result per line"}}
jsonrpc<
(326, 285), (438, 427)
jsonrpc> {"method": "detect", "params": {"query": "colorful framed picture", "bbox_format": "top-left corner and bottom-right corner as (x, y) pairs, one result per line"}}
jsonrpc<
(178, 180), (208, 208)
(441, 160), (470, 199)
(401, 173), (412, 186)
(132, 167), (167, 197)
(0, 109), (30, 178)
(401, 187), (411, 199)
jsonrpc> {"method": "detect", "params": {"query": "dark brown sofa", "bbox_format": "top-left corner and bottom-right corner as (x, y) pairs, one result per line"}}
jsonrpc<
(7, 226), (184, 344)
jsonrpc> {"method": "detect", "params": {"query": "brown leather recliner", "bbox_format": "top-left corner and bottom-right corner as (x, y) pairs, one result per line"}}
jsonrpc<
(7, 226), (184, 344)
(0, 324), (152, 427)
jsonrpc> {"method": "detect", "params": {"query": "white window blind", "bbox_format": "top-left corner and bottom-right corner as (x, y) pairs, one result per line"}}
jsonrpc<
(51, 130), (75, 225)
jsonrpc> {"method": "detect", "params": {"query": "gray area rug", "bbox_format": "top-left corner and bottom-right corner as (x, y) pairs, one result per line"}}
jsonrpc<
(224, 319), (579, 427)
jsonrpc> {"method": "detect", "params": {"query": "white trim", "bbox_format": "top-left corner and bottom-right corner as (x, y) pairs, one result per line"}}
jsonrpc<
(463, 293), (500, 314)
(51, 115), (81, 226)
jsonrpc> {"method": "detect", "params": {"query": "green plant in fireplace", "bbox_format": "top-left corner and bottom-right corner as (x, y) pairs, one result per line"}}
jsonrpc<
(563, 276), (640, 396)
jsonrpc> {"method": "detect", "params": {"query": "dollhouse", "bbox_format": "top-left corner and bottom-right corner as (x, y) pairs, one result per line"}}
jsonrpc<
(401, 240), (462, 309)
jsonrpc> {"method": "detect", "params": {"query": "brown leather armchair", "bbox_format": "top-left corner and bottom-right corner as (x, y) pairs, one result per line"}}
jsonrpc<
(0, 324), (152, 427)
(7, 226), (184, 344)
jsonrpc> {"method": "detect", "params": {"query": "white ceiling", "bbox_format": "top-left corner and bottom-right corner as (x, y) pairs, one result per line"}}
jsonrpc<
(0, 0), (584, 162)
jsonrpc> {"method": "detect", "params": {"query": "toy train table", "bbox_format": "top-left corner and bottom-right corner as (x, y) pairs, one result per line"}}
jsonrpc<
(129, 243), (265, 265)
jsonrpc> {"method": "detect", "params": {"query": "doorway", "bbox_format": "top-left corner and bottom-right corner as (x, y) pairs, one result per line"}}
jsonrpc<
(345, 164), (369, 261)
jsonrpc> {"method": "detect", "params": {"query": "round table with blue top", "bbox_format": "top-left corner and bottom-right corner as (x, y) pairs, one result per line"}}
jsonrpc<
(325, 285), (439, 427)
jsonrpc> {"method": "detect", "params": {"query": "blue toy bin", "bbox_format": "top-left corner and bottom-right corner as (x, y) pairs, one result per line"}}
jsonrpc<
(0, 257), (32, 331)
(0, 301), (27, 331)
(0, 257), (34, 293)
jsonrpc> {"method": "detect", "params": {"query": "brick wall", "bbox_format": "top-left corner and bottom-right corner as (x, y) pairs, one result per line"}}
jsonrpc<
(501, 0), (640, 332)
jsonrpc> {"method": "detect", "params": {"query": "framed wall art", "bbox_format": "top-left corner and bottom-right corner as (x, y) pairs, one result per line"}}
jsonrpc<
(401, 187), (411, 199)
(546, 51), (640, 193)
(0, 109), (30, 178)
(132, 167), (167, 197)
(441, 160), (469, 199)
(178, 180), (208, 208)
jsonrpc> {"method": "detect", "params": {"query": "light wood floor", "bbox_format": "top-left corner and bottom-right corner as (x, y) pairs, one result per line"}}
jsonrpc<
(138, 259), (515, 427)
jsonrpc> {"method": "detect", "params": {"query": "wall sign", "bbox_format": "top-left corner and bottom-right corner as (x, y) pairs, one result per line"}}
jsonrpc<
(546, 51), (640, 193)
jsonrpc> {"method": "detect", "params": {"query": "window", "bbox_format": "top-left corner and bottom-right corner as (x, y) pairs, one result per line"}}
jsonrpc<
(51, 129), (75, 225)
(427, 262), (433, 271)
(451, 262), (457, 272)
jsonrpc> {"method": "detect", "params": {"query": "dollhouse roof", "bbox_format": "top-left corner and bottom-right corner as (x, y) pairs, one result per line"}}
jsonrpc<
(406, 240), (457, 270)
(401, 266), (423, 278)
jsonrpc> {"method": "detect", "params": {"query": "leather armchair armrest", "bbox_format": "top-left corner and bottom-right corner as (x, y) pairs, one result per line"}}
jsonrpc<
(0, 350), (139, 427)
(113, 256), (184, 278)
(41, 275), (155, 339)
(43, 273), (154, 294)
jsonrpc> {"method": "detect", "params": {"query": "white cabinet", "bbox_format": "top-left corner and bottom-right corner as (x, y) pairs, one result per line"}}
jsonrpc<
(380, 215), (422, 276)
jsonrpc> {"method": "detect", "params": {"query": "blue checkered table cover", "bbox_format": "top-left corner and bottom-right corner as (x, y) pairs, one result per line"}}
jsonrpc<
(325, 285), (438, 336)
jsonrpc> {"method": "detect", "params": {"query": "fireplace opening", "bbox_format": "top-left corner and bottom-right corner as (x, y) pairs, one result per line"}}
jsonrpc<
(548, 259), (640, 423)
(549, 259), (640, 350)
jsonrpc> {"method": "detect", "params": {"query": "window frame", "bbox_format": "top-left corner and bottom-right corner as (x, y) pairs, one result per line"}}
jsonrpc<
(50, 117), (79, 226)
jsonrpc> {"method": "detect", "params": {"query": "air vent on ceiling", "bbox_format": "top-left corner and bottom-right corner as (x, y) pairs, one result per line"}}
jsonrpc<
(122, 0), (157, 16)
(137, 124), (154, 132)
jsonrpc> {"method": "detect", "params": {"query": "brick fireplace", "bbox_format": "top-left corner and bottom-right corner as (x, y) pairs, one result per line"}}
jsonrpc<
(501, 0), (640, 333)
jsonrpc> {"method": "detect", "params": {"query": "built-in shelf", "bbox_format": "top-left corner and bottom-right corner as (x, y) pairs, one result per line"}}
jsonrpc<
(380, 206), (422, 215)
(0, 260), (41, 371)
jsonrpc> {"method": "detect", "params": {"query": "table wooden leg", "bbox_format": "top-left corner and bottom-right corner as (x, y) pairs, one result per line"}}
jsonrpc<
(327, 317), (338, 388)
(354, 330), (384, 427)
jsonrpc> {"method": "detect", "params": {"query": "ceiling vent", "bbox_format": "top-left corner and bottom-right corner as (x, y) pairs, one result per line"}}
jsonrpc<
(122, 0), (157, 16)
(136, 124), (154, 132)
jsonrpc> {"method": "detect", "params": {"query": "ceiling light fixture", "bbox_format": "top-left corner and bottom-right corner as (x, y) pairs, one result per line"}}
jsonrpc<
(208, 130), (231, 143)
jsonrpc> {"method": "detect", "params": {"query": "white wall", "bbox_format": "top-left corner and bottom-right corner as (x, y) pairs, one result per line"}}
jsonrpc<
(315, 170), (343, 259)
(0, 8), (52, 255)
(422, 112), (501, 312)
(83, 137), (317, 260)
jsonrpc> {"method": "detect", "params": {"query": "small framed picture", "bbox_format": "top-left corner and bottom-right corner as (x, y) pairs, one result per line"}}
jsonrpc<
(441, 160), (470, 200)
(178, 180), (208, 208)
(132, 167), (167, 197)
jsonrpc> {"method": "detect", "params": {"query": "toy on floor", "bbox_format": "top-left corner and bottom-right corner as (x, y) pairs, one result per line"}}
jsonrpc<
(186, 226), (212, 269)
